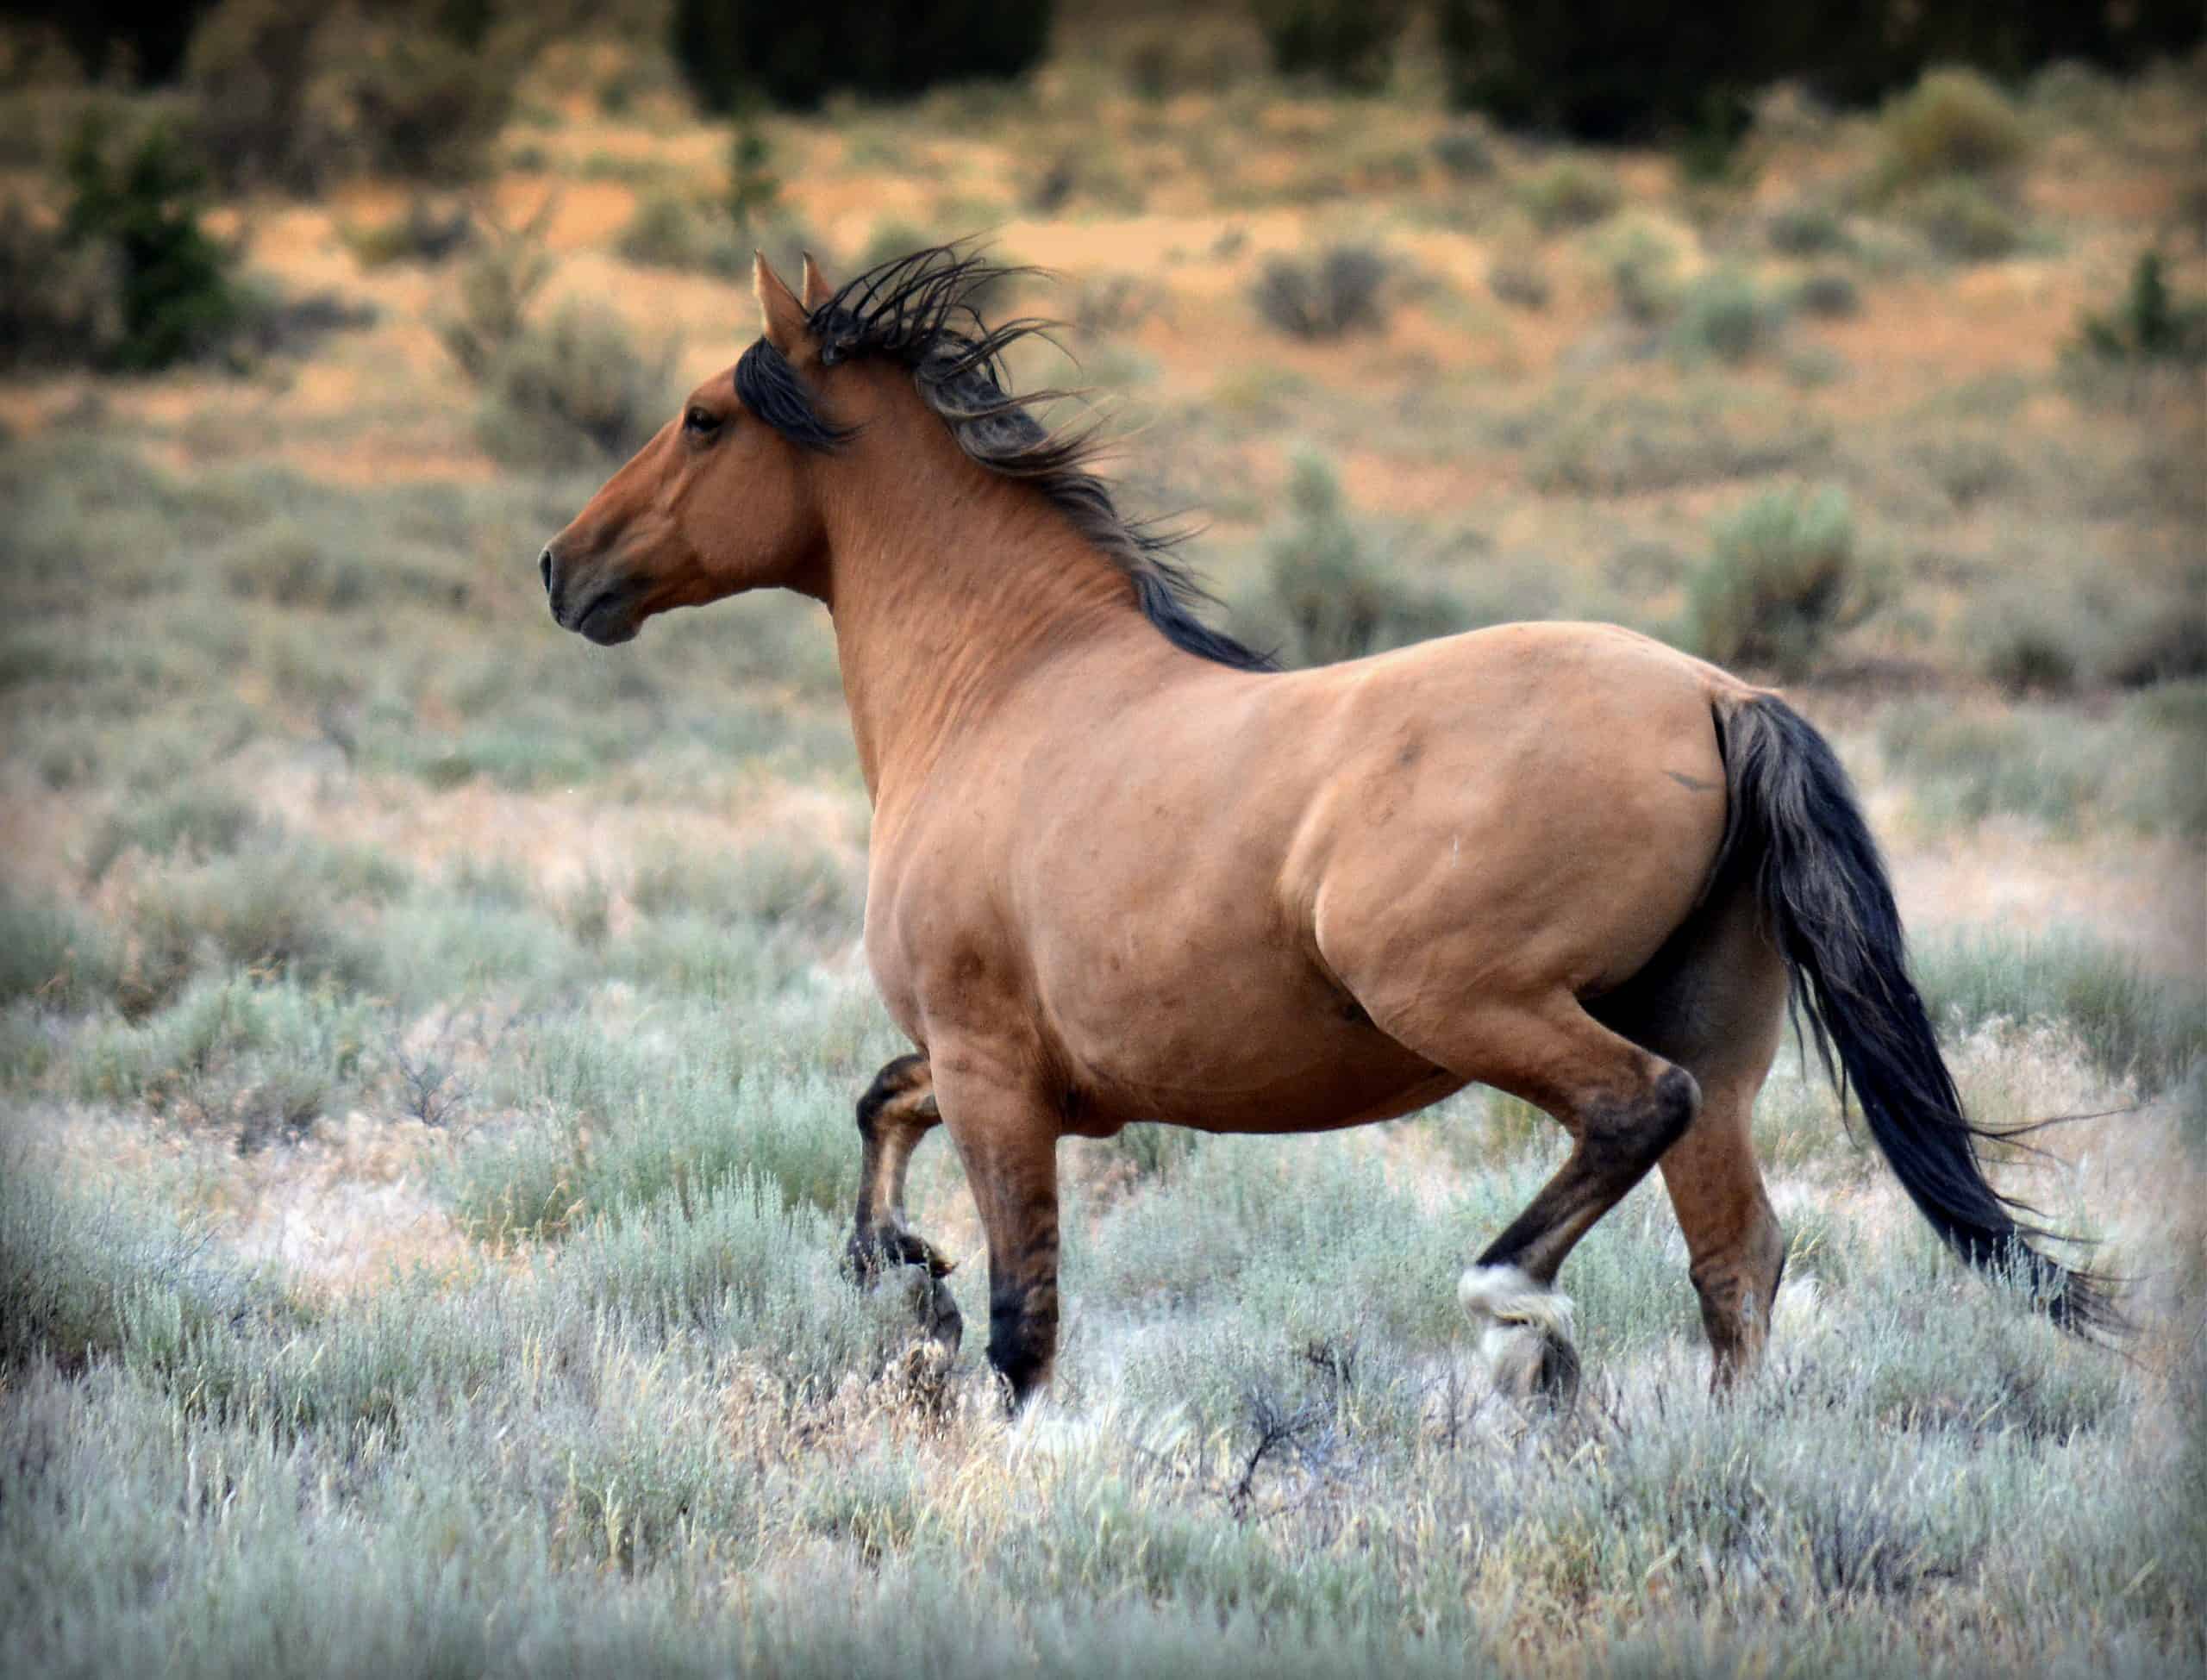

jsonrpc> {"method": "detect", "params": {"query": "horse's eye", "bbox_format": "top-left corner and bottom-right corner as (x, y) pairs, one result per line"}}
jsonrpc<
(684, 408), (722, 438)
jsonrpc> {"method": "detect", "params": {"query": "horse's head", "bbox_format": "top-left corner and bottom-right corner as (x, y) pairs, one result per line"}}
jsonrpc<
(539, 254), (842, 645)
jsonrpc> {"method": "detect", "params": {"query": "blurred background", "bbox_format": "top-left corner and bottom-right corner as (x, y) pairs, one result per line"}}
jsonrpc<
(3, 8), (2206, 1673)
(3, 0), (2202, 1152)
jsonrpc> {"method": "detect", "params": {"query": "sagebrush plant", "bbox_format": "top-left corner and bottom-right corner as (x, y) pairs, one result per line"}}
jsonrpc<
(1876, 67), (2030, 190)
(1252, 453), (1461, 665)
(1516, 156), (1622, 230)
(1250, 245), (1391, 339)
(1685, 485), (1878, 676)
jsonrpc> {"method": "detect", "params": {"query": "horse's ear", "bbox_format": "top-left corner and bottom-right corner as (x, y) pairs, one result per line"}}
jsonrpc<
(800, 252), (835, 310)
(753, 253), (808, 354)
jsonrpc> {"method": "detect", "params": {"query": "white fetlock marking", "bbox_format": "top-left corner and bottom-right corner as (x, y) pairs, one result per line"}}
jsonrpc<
(1458, 1264), (1575, 1340)
(1460, 1265), (1577, 1398)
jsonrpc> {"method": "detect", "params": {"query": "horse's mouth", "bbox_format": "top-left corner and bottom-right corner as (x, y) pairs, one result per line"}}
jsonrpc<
(569, 584), (641, 646)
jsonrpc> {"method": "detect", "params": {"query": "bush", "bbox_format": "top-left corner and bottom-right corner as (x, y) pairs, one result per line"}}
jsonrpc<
(183, 0), (522, 193)
(1251, 0), (1412, 92)
(72, 972), (378, 1146)
(1668, 270), (1785, 364)
(1971, 595), (2086, 696)
(616, 190), (744, 275)
(1685, 485), (1877, 676)
(2073, 251), (2207, 365)
(0, 885), (119, 1012)
(1876, 67), (2029, 189)
(435, 228), (552, 382)
(1250, 246), (1389, 340)
(1254, 454), (1461, 666)
(1767, 202), (1851, 256)
(1904, 177), (2025, 262)
(1429, 125), (1495, 180)
(1791, 270), (1861, 318)
(671, 0), (1051, 113)
(84, 785), (262, 883)
(53, 118), (241, 372)
(473, 303), (678, 471)
(1485, 253), (1549, 311)
(1516, 157), (1620, 230)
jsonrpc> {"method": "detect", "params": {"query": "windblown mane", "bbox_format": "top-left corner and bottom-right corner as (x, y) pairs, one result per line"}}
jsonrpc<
(735, 245), (1277, 673)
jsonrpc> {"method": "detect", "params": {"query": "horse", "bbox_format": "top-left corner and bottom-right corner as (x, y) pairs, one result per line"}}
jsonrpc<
(541, 246), (2113, 1408)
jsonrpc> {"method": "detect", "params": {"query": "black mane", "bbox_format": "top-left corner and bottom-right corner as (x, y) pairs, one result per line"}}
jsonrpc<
(737, 244), (1276, 674)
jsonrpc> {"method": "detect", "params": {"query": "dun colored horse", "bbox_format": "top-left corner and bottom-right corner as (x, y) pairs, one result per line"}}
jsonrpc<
(542, 247), (2111, 1408)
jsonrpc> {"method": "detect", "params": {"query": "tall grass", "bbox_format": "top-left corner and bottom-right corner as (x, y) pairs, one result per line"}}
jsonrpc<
(1914, 928), (2206, 1092)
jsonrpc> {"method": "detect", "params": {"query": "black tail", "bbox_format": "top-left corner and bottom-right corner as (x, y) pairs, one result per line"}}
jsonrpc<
(1715, 695), (2120, 1337)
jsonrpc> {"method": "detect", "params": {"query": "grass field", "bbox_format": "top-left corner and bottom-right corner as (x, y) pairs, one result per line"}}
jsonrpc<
(3, 27), (2204, 1678)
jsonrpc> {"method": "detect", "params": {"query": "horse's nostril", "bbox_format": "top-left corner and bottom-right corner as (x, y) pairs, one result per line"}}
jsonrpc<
(539, 548), (554, 594)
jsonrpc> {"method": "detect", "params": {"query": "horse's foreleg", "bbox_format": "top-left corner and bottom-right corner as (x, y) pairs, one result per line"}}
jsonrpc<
(847, 1052), (961, 1351)
(931, 1052), (1060, 1412)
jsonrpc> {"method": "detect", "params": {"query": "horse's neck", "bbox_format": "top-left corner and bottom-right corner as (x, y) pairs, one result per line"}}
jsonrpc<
(816, 473), (1144, 807)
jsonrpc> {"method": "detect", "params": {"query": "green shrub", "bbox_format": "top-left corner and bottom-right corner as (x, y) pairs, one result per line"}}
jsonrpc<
(1430, 124), (1495, 180)
(1767, 201), (1851, 256)
(1970, 596), (2085, 696)
(72, 972), (378, 1146)
(55, 117), (241, 372)
(474, 303), (678, 471)
(1251, 0), (1412, 92)
(0, 1156), (272, 1373)
(670, 0), (1051, 113)
(1485, 252), (1550, 311)
(1668, 270), (1785, 364)
(0, 885), (119, 1011)
(1249, 245), (1390, 340)
(2073, 251), (2207, 365)
(1685, 485), (1876, 676)
(435, 228), (552, 382)
(1791, 269), (1861, 318)
(1516, 157), (1620, 230)
(126, 851), (380, 1013)
(184, 0), (521, 193)
(617, 190), (741, 275)
(84, 784), (263, 882)
(1254, 454), (1462, 667)
(1876, 67), (2029, 189)
(1904, 177), (2025, 262)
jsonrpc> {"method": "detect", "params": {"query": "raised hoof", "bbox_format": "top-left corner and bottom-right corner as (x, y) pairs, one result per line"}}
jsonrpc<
(847, 1227), (963, 1354)
(1460, 1263), (1582, 1410)
(846, 1226), (956, 1280)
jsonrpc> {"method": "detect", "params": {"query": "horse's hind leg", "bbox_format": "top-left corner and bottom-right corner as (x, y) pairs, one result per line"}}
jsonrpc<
(1593, 882), (1790, 1385)
(1372, 995), (1702, 1404)
(847, 1052), (961, 1352)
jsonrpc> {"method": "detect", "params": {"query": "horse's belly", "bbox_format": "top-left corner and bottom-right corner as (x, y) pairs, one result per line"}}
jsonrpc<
(1041, 934), (1453, 1134)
